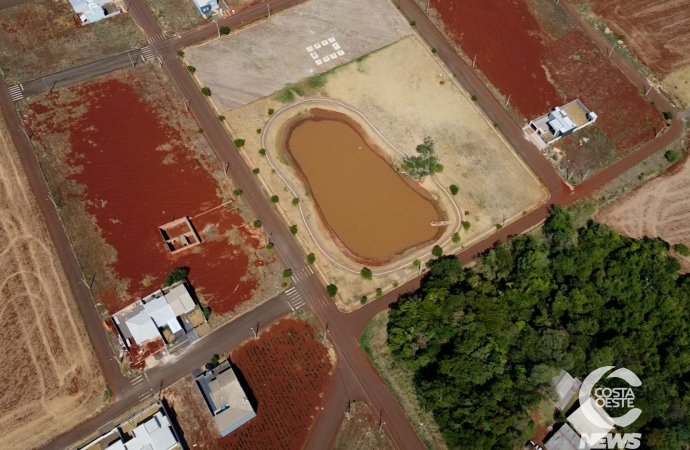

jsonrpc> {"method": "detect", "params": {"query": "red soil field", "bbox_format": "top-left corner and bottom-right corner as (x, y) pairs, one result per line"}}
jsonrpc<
(429, 0), (664, 153)
(592, 0), (690, 76)
(166, 319), (333, 450)
(24, 77), (262, 315)
(430, 0), (562, 119)
(543, 29), (665, 151)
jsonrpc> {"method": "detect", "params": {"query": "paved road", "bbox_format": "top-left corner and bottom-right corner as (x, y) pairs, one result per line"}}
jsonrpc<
(0, 0), (682, 448)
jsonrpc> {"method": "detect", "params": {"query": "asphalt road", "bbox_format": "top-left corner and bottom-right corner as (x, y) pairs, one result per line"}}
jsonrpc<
(0, 0), (683, 448)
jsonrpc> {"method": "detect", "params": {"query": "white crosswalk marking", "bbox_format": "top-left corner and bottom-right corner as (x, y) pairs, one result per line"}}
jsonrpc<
(148, 33), (166, 44)
(8, 84), (23, 101)
(284, 287), (306, 311)
(291, 265), (315, 283)
(141, 46), (156, 61)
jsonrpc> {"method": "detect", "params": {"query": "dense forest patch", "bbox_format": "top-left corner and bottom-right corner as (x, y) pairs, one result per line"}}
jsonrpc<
(388, 206), (690, 449)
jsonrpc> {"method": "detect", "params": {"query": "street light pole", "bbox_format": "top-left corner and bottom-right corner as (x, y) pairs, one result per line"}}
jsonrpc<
(214, 20), (220, 38)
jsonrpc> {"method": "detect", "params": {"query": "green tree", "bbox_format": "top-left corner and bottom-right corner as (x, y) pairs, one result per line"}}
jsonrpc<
(201, 86), (211, 96)
(326, 284), (338, 298)
(449, 184), (459, 195)
(431, 245), (443, 257)
(268, 108), (275, 115)
(402, 136), (443, 180)
(375, 288), (383, 297)
(219, 25), (230, 35)
(360, 295), (368, 304)
(306, 253), (315, 264)
(289, 225), (297, 235)
(452, 232), (460, 243)
(252, 168), (260, 175)
(282, 268), (293, 278)
(186, 65), (196, 73)
(270, 195), (279, 203)
(665, 150), (680, 162)
(461, 221), (470, 230)
(234, 139), (245, 148)
(292, 197), (299, 206)
(163, 267), (188, 287)
(253, 220), (261, 228)
(259, 148), (266, 156)
(233, 189), (242, 196)
(674, 243), (690, 256)
(217, 115), (225, 121)
(361, 267), (373, 280)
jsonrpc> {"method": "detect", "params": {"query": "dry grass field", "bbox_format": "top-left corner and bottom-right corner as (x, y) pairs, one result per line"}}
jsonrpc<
(333, 401), (393, 450)
(0, 115), (105, 448)
(0, 0), (145, 83)
(145, 0), (206, 32)
(596, 152), (690, 267)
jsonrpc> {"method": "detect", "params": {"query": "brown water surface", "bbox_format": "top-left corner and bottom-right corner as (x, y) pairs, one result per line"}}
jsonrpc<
(287, 118), (439, 260)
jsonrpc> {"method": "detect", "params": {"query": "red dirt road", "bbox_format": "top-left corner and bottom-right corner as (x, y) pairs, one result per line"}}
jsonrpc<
(430, 0), (562, 119)
(24, 76), (259, 314)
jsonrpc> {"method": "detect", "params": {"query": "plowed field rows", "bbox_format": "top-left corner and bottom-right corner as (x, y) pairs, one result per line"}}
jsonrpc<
(0, 108), (104, 448)
(165, 319), (333, 449)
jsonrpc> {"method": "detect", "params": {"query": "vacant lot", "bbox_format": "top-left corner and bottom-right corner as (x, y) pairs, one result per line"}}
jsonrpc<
(165, 318), (333, 449)
(427, 0), (664, 155)
(227, 36), (546, 306)
(360, 311), (447, 450)
(0, 112), (104, 448)
(591, 0), (690, 76)
(185, 0), (411, 110)
(0, 0), (145, 84)
(145, 0), (205, 32)
(20, 64), (283, 318)
(334, 401), (393, 450)
(596, 151), (690, 267)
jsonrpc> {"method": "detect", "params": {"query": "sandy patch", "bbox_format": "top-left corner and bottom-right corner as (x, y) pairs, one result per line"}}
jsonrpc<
(664, 65), (690, 109)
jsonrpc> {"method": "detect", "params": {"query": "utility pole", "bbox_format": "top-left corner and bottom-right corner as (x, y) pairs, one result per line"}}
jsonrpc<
(472, 54), (477, 68)
(608, 42), (616, 57)
(655, 126), (666, 139)
(378, 410), (385, 430)
(323, 322), (329, 341)
(128, 51), (134, 68)
(426, 0), (430, 13)
(645, 85), (652, 96)
(214, 20), (220, 38)
(505, 93), (511, 108)
(224, 162), (229, 174)
(267, 3), (270, 18)
(42, 77), (49, 91)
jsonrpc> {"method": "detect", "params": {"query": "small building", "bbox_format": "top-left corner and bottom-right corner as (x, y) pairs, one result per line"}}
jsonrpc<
(544, 423), (590, 450)
(191, 0), (219, 17)
(69, 0), (121, 24)
(527, 99), (598, 146)
(567, 404), (613, 447)
(112, 281), (197, 349)
(552, 370), (582, 411)
(81, 402), (181, 450)
(196, 360), (256, 436)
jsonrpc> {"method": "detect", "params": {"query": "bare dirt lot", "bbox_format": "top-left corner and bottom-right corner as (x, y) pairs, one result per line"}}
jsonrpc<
(596, 147), (690, 267)
(590, 0), (690, 77)
(333, 401), (393, 450)
(145, 0), (206, 32)
(19, 64), (283, 321)
(0, 112), (105, 448)
(0, 0), (145, 84)
(164, 318), (333, 449)
(225, 36), (546, 307)
(185, 0), (411, 111)
(424, 0), (665, 164)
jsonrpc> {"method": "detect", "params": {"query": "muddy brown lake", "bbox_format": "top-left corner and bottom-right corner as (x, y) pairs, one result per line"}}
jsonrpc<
(286, 117), (440, 261)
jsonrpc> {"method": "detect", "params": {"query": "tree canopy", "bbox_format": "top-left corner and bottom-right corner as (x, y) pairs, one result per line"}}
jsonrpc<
(402, 136), (443, 180)
(387, 206), (690, 449)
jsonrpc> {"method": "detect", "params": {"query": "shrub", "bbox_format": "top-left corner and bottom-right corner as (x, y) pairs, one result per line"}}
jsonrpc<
(376, 288), (383, 297)
(266, 242), (274, 250)
(186, 65), (196, 73)
(674, 243), (690, 257)
(289, 225), (297, 235)
(409, 20), (416, 26)
(449, 184), (459, 195)
(234, 139), (245, 148)
(197, 128), (203, 134)
(361, 267), (373, 280)
(252, 168), (260, 175)
(268, 108), (275, 115)
(471, 95), (478, 102)
(496, 223), (503, 230)
(163, 267), (188, 287)
(452, 232), (460, 243)
(292, 197), (299, 206)
(464, 211), (470, 216)
(256, 128), (262, 134)
(431, 48), (437, 54)
(413, 259), (420, 267)
(201, 87), (211, 96)
(259, 148), (266, 156)
(270, 195), (279, 203)
(177, 50), (184, 57)
(202, 306), (211, 320)
(209, 354), (220, 366)
(253, 219), (262, 228)
(326, 284), (338, 298)
(220, 25), (230, 35)
(283, 268), (293, 278)
(233, 189), (242, 196)
(665, 150), (680, 162)
(360, 296), (368, 305)
(662, 111), (674, 121)
(218, 115), (225, 122)
(307, 253), (315, 264)
(462, 221), (471, 230)
(432, 245), (443, 257)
